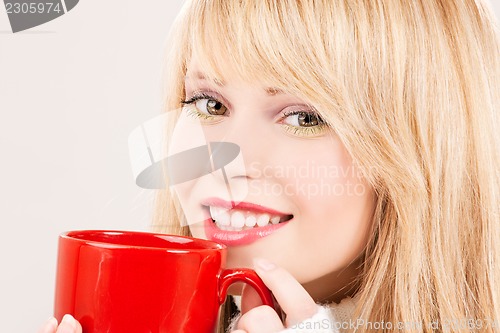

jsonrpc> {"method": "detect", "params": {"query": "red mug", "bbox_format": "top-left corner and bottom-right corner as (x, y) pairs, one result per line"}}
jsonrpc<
(54, 230), (275, 332)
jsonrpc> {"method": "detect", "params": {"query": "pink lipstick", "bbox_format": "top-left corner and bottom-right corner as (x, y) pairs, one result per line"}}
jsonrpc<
(202, 198), (292, 246)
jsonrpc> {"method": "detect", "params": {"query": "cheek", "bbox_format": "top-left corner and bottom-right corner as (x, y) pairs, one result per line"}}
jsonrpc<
(276, 138), (362, 205)
(273, 141), (375, 275)
(285, 189), (375, 283)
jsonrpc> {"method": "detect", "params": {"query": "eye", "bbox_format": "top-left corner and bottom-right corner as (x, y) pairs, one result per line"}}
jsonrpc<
(196, 98), (227, 116)
(283, 111), (324, 127)
(280, 110), (328, 138)
(182, 94), (228, 117)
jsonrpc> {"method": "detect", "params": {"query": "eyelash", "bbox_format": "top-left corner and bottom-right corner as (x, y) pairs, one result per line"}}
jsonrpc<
(180, 94), (328, 137)
(181, 93), (219, 106)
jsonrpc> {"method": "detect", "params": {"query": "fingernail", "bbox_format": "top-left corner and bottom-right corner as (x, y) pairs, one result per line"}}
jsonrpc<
(61, 314), (77, 328)
(253, 257), (276, 271)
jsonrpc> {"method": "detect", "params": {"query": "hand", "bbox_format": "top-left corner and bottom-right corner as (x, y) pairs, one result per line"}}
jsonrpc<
(38, 315), (82, 333)
(233, 258), (319, 333)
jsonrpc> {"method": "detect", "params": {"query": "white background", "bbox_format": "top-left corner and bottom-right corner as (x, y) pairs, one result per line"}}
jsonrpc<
(0, 1), (183, 331)
(0, 1), (499, 332)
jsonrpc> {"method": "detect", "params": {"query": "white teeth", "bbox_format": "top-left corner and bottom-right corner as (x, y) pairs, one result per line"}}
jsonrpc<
(209, 206), (219, 219)
(257, 214), (271, 227)
(210, 206), (286, 231)
(231, 211), (245, 228)
(210, 207), (230, 226)
(245, 215), (257, 227)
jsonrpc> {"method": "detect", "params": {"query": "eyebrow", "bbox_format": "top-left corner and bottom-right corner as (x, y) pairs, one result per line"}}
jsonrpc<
(184, 71), (224, 86)
(185, 71), (210, 81)
(185, 71), (283, 96)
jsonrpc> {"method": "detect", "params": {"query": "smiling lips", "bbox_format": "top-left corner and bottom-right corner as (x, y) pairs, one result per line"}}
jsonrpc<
(202, 198), (293, 246)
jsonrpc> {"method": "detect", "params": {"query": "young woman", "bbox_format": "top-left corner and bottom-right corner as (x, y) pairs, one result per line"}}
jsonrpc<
(41, 0), (500, 332)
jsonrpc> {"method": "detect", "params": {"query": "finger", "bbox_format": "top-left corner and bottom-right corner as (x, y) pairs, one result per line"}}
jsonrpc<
(231, 330), (246, 333)
(253, 258), (318, 327)
(236, 305), (284, 333)
(37, 317), (58, 333)
(240, 284), (265, 315)
(56, 314), (80, 333)
(75, 319), (82, 333)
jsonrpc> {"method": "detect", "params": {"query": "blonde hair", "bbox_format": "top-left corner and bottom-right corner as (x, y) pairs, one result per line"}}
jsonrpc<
(153, 0), (500, 332)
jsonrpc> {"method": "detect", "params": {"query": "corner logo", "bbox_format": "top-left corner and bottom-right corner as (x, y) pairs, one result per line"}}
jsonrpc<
(3, 0), (79, 33)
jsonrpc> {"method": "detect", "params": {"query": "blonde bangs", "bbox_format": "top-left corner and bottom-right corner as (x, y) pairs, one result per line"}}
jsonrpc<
(183, 0), (349, 111)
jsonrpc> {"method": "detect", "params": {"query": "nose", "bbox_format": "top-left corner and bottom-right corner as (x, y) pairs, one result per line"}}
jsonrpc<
(206, 114), (269, 181)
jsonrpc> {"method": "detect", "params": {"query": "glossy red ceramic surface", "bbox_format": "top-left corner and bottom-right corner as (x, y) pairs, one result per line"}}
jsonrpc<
(54, 230), (274, 333)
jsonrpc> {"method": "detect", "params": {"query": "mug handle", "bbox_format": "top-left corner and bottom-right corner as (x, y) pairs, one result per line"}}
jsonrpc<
(218, 268), (276, 309)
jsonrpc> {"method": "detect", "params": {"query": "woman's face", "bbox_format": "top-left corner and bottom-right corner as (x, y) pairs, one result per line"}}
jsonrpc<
(173, 57), (375, 301)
